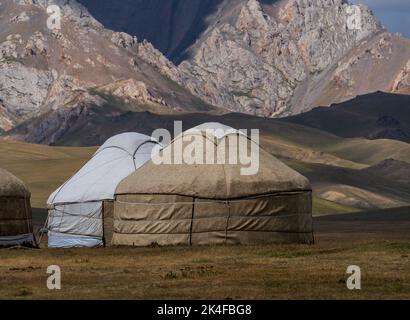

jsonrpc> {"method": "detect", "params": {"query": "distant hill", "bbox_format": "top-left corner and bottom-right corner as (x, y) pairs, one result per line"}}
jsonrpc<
(292, 161), (410, 210)
(363, 158), (410, 185)
(3, 97), (410, 213)
(284, 92), (410, 144)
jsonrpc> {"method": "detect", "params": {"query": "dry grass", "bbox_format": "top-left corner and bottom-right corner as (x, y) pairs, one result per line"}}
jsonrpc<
(0, 224), (409, 300)
(0, 139), (409, 300)
(0, 140), (95, 208)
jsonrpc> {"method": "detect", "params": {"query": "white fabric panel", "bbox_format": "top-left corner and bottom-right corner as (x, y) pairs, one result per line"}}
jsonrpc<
(48, 231), (102, 248)
(95, 132), (152, 155)
(48, 133), (161, 205)
(48, 152), (138, 204)
(0, 233), (33, 247)
(48, 202), (103, 237)
(134, 142), (161, 165)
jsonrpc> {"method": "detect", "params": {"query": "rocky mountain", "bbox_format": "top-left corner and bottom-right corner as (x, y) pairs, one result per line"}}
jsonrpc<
(0, 0), (216, 133)
(1, 0), (410, 141)
(176, 0), (410, 116)
(76, 0), (223, 64)
(78, 0), (410, 117)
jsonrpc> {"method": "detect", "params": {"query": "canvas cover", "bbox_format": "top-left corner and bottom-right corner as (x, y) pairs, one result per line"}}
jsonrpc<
(47, 133), (161, 248)
(0, 168), (34, 247)
(102, 201), (114, 246)
(113, 123), (313, 246)
(47, 202), (103, 248)
(0, 168), (30, 198)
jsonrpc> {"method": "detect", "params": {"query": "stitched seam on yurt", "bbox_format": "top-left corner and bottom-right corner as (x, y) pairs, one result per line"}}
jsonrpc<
(115, 197), (308, 205)
(132, 141), (160, 170)
(115, 230), (315, 235)
(49, 213), (102, 220)
(48, 230), (103, 238)
(309, 191), (315, 244)
(23, 197), (31, 237)
(94, 146), (135, 157)
(133, 141), (161, 157)
(51, 200), (107, 206)
(114, 190), (311, 200)
(220, 159), (230, 244)
(50, 206), (102, 217)
(189, 197), (195, 246)
(112, 213), (311, 222)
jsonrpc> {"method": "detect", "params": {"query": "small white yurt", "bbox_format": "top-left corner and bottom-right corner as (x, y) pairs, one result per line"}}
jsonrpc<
(47, 132), (161, 248)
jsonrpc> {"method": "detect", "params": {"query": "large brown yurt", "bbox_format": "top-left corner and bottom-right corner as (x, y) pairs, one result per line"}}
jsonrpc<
(113, 123), (313, 246)
(0, 168), (34, 247)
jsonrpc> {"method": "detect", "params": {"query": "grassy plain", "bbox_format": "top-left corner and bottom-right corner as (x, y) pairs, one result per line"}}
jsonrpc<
(1, 210), (409, 299)
(0, 133), (409, 300)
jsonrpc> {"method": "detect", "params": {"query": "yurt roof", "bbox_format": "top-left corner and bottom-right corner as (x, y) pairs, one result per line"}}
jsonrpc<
(94, 132), (157, 156)
(116, 125), (311, 200)
(48, 132), (161, 205)
(0, 168), (30, 198)
(183, 122), (244, 139)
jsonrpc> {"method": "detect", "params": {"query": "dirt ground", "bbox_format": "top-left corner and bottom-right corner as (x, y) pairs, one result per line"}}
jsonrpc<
(0, 207), (409, 300)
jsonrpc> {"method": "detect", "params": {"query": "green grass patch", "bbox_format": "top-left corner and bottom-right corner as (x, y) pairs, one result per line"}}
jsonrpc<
(313, 196), (361, 216)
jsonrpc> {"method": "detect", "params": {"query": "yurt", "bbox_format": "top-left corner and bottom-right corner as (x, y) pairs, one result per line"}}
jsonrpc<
(113, 123), (313, 246)
(47, 132), (162, 248)
(0, 168), (34, 247)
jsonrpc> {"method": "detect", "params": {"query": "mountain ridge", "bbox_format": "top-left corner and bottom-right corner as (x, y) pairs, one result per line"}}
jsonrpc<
(1, 0), (410, 136)
(0, 0), (219, 131)
(76, 0), (410, 117)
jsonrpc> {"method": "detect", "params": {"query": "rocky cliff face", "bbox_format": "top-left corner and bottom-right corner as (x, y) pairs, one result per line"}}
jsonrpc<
(77, 0), (222, 63)
(176, 0), (410, 116)
(1, 0), (410, 142)
(0, 0), (215, 132)
(75, 0), (410, 118)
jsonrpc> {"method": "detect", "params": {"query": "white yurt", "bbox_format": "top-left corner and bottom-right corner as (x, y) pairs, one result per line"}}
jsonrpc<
(47, 132), (162, 248)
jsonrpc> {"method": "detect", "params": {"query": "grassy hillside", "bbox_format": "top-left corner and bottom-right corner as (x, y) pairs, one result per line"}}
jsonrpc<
(2, 138), (361, 215)
(312, 196), (361, 216)
(0, 140), (95, 208)
(285, 92), (410, 144)
(320, 138), (410, 166)
(1, 108), (410, 213)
